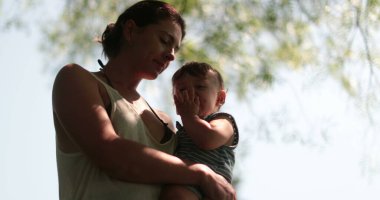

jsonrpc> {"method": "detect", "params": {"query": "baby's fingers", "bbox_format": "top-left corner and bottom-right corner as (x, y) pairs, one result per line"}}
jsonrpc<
(181, 90), (188, 100)
(188, 87), (195, 101)
(194, 96), (200, 106)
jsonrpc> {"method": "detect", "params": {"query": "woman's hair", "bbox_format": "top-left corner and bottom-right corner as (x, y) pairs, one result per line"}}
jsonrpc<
(172, 62), (224, 89)
(100, 0), (186, 58)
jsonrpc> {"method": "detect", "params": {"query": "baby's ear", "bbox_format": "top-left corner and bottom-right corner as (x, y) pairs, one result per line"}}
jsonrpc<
(217, 90), (226, 106)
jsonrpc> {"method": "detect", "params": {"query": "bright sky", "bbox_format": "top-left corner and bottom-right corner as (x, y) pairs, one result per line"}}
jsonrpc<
(1, 1), (380, 200)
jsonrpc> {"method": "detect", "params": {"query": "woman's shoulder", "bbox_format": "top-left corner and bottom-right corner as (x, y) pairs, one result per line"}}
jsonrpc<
(54, 63), (97, 83)
(53, 63), (100, 95)
(58, 63), (91, 76)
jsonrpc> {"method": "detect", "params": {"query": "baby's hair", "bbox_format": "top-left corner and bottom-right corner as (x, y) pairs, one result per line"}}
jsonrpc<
(172, 61), (224, 89)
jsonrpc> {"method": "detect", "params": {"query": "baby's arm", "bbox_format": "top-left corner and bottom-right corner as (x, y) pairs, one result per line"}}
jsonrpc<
(181, 114), (234, 150)
(174, 91), (234, 150)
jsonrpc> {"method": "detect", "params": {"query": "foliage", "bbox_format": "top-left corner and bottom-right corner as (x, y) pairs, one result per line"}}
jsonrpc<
(36, 0), (380, 99)
(2, 0), (380, 126)
(0, 0), (41, 30)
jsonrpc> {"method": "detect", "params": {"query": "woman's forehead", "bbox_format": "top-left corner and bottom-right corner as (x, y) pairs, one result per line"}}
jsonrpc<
(154, 20), (182, 41)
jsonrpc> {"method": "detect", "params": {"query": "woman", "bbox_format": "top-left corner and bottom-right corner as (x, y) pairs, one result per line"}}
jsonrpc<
(52, 1), (235, 200)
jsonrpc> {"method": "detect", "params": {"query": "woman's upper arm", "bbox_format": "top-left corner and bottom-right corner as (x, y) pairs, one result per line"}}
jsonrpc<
(52, 64), (118, 164)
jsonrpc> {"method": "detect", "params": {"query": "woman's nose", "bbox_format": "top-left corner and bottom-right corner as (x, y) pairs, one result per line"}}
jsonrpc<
(165, 48), (175, 61)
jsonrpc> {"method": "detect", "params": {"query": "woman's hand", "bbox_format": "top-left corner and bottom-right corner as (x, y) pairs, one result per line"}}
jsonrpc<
(193, 163), (236, 200)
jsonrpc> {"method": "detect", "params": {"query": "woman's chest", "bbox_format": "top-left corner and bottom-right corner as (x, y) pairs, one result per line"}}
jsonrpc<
(112, 99), (165, 144)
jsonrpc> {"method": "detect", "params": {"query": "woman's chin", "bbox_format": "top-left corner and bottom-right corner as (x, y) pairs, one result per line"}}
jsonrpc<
(144, 73), (159, 80)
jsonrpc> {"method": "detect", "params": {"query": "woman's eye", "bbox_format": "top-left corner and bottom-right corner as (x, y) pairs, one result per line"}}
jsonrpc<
(196, 85), (206, 89)
(160, 39), (167, 45)
(160, 37), (170, 45)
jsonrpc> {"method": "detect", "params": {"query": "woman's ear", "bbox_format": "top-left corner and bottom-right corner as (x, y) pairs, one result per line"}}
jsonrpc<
(217, 89), (226, 106)
(123, 19), (136, 42)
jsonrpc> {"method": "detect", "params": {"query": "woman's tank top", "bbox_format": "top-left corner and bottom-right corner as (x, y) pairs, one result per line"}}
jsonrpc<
(56, 72), (176, 200)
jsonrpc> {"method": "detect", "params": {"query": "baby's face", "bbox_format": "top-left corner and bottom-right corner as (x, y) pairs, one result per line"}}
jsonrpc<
(173, 71), (222, 118)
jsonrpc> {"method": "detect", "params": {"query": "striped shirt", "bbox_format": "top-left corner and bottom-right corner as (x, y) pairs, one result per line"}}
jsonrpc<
(175, 112), (239, 182)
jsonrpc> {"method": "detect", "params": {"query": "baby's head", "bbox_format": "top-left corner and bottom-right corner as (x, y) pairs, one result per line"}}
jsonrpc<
(172, 62), (224, 89)
(172, 62), (226, 117)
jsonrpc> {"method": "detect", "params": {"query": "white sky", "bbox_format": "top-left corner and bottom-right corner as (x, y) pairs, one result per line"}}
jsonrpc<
(1, 1), (380, 200)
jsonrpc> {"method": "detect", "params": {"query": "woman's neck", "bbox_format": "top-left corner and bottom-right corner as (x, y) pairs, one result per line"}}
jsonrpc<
(102, 58), (142, 100)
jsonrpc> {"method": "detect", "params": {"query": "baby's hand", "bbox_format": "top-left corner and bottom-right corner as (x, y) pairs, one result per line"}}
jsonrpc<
(174, 88), (199, 117)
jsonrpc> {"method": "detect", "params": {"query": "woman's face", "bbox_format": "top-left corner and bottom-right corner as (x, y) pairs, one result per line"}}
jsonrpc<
(125, 19), (182, 80)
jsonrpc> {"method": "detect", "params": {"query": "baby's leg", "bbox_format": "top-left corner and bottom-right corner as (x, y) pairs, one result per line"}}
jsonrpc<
(160, 185), (200, 200)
